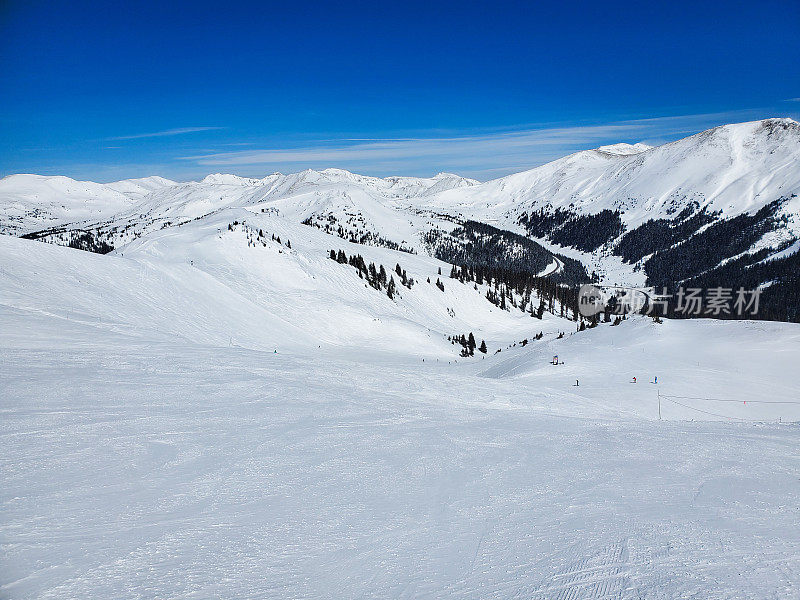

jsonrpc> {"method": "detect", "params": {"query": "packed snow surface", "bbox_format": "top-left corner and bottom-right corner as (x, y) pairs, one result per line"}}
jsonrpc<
(2, 227), (800, 599)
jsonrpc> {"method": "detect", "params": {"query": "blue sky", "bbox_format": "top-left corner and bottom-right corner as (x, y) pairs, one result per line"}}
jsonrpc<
(1, 0), (798, 182)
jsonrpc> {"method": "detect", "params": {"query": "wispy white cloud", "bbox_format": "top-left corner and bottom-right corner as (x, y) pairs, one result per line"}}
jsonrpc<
(177, 109), (775, 180)
(106, 126), (225, 141)
(785, 98), (800, 102)
(181, 124), (637, 165)
(33, 109), (790, 182)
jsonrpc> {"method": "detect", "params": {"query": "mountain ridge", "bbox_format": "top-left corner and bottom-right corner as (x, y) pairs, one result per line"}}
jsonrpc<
(2, 118), (798, 320)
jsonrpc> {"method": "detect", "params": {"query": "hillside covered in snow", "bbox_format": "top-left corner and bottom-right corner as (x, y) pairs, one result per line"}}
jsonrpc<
(2, 222), (800, 598)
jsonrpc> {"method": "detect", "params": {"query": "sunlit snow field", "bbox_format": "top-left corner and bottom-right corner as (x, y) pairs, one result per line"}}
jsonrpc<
(1, 207), (799, 598)
(3, 309), (800, 598)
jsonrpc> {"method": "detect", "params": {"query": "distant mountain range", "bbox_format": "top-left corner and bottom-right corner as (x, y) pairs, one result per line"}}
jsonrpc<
(2, 118), (798, 321)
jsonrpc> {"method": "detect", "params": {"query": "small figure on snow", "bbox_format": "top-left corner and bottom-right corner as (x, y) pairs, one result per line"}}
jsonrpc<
(632, 376), (637, 384)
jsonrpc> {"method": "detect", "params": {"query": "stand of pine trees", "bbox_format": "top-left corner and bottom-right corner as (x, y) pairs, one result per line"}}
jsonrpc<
(448, 263), (582, 321)
(329, 249), (413, 299)
(517, 207), (625, 252)
(66, 231), (114, 254)
(425, 220), (588, 286)
(305, 215), (416, 253)
(21, 228), (115, 254)
(643, 199), (788, 288)
(448, 332), (481, 357)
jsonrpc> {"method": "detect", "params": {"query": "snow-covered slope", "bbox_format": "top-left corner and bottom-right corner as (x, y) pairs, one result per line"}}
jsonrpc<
(0, 213), (570, 357)
(2, 204), (798, 422)
(2, 210), (800, 599)
(104, 175), (178, 198)
(2, 214), (796, 416)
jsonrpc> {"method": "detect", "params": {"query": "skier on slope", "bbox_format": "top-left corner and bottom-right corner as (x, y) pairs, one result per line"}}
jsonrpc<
(632, 376), (637, 384)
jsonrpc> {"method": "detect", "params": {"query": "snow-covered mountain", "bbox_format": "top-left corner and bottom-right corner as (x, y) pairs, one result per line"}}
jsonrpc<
(4, 118), (797, 253)
(1, 118), (798, 321)
(0, 169), (477, 234)
(0, 168), (479, 256)
(4, 119), (796, 241)
(426, 118), (800, 229)
(418, 118), (799, 316)
(0, 174), (151, 235)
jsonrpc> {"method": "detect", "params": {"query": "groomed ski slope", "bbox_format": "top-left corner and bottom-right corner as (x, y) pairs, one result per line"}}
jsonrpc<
(2, 226), (800, 598)
(2, 317), (799, 598)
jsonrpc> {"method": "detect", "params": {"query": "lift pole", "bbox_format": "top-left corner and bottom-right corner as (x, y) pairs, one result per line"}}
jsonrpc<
(658, 389), (662, 421)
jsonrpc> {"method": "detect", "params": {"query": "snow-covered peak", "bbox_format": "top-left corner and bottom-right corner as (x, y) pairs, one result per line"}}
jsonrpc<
(200, 173), (264, 186)
(669, 117), (800, 154)
(112, 175), (177, 187)
(595, 142), (653, 155)
(105, 176), (178, 197)
(319, 167), (359, 178)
